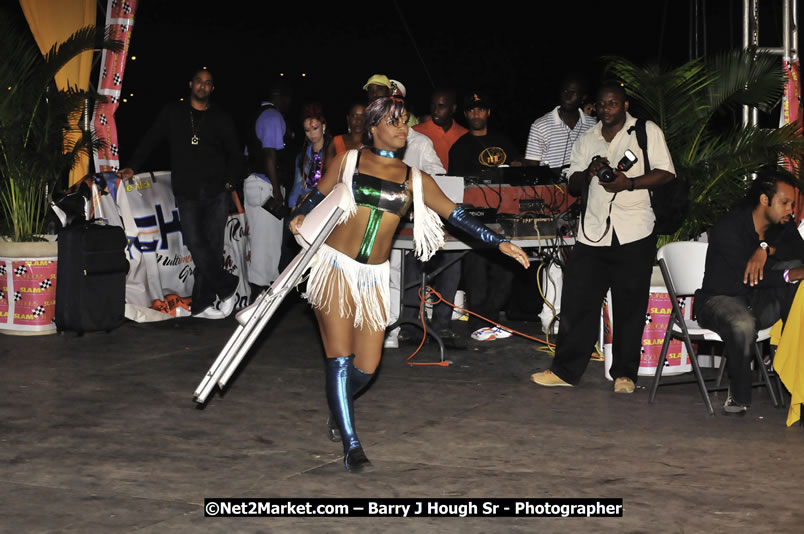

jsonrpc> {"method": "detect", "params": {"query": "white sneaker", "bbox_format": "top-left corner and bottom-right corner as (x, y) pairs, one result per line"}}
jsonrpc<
(219, 291), (238, 317)
(470, 326), (513, 341)
(193, 304), (225, 320)
(384, 327), (400, 349)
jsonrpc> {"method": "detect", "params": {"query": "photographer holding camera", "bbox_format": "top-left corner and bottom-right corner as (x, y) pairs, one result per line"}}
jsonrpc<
(530, 81), (675, 394)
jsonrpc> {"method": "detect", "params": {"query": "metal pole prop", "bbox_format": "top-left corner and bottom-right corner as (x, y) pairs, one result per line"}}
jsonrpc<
(194, 185), (350, 404)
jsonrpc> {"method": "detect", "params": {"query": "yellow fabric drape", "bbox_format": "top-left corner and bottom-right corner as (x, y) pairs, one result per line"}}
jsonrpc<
(769, 284), (804, 426)
(19, 0), (96, 186)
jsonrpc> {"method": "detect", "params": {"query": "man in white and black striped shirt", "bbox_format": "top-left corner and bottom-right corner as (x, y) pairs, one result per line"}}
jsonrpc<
(524, 75), (597, 174)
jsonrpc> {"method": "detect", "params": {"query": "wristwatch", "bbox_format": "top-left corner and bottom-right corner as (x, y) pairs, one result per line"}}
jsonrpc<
(759, 241), (769, 254)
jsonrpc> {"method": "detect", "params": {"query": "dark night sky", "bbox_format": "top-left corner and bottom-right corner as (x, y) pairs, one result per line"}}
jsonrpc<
(10, 1), (793, 167)
(118, 0), (699, 149)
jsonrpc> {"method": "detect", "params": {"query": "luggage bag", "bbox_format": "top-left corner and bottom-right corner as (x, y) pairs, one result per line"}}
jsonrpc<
(55, 223), (129, 334)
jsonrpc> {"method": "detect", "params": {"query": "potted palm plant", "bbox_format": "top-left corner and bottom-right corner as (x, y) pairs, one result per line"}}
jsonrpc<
(605, 49), (804, 245)
(0, 11), (121, 334)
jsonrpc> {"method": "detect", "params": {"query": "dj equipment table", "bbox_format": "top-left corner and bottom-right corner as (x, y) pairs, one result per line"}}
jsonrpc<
(390, 226), (574, 362)
(462, 183), (574, 214)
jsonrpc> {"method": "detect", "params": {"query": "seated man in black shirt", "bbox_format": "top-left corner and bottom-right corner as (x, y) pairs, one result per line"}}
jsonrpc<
(696, 168), (804, 415)
(448, 91), (523, 341)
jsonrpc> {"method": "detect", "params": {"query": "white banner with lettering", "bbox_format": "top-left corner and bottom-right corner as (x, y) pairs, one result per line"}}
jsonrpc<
(95, 172), (250, 321)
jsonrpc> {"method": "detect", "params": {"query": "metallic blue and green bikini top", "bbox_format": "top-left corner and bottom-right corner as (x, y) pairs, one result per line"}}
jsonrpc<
(352, 152), (413, 263)
(352, 159), (412, 217)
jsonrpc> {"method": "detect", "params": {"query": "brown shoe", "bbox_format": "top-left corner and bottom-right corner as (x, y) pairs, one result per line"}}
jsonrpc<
(613, 377), (635, 394)
(530, 369), (573, 387)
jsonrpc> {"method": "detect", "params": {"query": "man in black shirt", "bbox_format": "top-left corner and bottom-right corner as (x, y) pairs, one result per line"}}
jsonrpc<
(696, 169), (804, 415)
(448, 92), (523, 341)
(448, 92), (522, 177)
(119, 69), (241, 318)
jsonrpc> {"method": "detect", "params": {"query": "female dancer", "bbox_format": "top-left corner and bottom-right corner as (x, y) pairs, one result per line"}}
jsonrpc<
(287, 103), (331, 208)
(326, 103), (366, 160)
(289, 97), (530, 473)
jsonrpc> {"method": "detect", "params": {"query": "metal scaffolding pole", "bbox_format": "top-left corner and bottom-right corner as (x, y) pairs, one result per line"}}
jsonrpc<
(744, 0), (799, 127)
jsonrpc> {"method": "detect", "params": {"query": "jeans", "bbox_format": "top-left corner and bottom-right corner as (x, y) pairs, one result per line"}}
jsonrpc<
(176, 192), (239, 313)
(695, 283), (798, 405)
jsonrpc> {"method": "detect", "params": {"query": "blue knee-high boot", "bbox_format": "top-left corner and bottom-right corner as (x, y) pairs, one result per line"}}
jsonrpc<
(327, 364), (374, 442)
(326, 355), (373, 473)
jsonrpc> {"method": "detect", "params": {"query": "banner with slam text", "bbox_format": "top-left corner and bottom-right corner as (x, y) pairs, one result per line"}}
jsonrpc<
(602, 287), (691, 379)
(92, 0), (138, 173)
(0, 253), (58, 334)
(99, 172), (250, 321)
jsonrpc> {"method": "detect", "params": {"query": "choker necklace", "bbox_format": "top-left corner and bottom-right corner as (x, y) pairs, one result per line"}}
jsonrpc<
(368, 146), (399, 159)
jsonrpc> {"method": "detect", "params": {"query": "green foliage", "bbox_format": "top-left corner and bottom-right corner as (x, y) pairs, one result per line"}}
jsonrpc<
(604, 50), (804, 245)
(0, 11), (121, 241)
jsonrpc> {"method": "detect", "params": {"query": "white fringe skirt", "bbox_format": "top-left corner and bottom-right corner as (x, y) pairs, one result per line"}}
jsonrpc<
(304, 244), (390, 332)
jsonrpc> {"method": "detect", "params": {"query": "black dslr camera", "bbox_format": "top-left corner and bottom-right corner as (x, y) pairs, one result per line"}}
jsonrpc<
(594, 150), (638, 183)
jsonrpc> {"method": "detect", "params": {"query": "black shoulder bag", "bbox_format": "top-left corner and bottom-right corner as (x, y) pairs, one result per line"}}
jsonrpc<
(633, 119), (689, 235)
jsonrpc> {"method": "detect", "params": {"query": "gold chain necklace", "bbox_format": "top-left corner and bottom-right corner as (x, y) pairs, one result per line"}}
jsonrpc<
(190, 109), (205, 145)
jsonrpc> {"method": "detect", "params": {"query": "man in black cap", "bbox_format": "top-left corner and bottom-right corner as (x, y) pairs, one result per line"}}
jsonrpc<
(448, 91), (523, 341)
(448, 91), (522, 176)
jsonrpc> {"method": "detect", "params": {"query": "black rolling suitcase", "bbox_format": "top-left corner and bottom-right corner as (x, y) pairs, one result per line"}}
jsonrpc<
(55, 222), (129, 334)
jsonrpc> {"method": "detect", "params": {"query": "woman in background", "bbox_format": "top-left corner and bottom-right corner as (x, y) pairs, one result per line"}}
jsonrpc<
(288, 103), (332, 208)
(327, 103), (366, 160)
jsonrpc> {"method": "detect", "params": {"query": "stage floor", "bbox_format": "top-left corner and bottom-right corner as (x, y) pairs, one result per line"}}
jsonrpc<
(2, 296), (802, 533)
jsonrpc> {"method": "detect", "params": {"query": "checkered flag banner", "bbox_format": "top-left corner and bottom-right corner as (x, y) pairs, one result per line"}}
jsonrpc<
(0, 264), (6, 275)
(14, 291), (22, 302)
(32, 306), (46, 318)
(92, 0), (139, 173)
(14, 265), (28, 276)
(0, 290), (4, 300)
(40, 279), (52, 290)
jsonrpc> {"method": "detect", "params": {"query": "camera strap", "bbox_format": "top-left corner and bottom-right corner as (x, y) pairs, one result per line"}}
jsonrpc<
(580, 177), (617, 243)
(580, 155), (617, 243)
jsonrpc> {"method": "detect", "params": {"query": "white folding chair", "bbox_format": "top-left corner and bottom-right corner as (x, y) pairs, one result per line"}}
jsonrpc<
(649, 241), (779, 415)
(193, 184), (350, 405)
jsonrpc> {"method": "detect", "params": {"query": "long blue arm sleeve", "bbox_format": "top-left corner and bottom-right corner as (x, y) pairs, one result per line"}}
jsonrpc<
(289, 188), (326, 219)
(447, 207), (509, 247)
